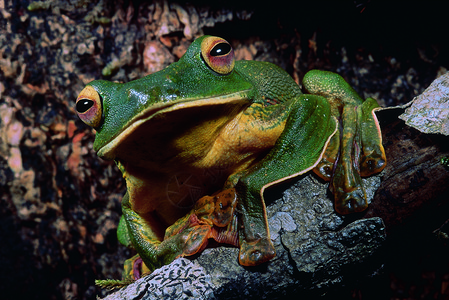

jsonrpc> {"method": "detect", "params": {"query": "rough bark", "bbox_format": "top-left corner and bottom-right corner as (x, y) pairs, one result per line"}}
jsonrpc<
(366, 72), (449, 233)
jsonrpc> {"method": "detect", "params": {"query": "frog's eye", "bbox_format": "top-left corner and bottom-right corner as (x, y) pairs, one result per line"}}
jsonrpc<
(201, 36), (235, 75)
(76, 85), (102, 128)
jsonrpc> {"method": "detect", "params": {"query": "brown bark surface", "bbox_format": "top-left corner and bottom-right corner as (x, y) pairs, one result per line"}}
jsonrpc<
(366, 109), (449, 235)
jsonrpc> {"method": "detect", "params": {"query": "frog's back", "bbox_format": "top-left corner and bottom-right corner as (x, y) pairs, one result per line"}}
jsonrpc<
(235, 60), (302, 104)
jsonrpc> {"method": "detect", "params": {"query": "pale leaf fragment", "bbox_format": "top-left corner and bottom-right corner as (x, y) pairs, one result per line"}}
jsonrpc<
(399, 72), (449, 136)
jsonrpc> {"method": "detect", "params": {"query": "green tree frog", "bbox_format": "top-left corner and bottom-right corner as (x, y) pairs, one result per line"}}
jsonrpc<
(75, 36), (386, 280)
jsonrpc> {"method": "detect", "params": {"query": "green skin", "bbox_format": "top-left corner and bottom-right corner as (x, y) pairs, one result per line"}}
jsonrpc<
(76, 36), (385, 278)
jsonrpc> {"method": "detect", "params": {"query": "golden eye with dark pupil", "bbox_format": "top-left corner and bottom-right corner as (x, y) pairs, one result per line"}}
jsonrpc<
(76, 99), (94, 113)
(75, 85), (103, 128)
(201, 36), (235, 75)
(210, 42), (231, 57)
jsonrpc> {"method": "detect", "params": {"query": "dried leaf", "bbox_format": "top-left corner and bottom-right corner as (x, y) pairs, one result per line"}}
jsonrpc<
(399, 72), (449, 136)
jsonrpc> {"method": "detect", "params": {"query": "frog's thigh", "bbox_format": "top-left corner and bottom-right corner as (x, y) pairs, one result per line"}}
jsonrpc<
(358, 98), (386, 176)
(237, 94), (336, 266)
(302, 69), (364, 106)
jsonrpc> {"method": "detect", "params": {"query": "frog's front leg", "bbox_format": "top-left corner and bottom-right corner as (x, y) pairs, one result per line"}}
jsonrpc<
(237, 94), (337, 266)
(303, 70), (386, 214)
(121, 193), (197, 275)
(122, 188), (240, 279)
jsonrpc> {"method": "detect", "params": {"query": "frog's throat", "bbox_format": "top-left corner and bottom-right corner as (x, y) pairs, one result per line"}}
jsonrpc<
(259, 116), (339, 199)
(96, 90), (250, 160)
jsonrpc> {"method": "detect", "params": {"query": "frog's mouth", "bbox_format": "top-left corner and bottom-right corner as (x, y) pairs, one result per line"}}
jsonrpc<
(97, 90), (251, 162)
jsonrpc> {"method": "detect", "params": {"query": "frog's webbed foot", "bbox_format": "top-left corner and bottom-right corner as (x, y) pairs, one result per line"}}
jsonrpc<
(170, 186), (276, 267)
(164, 188), (239, 257)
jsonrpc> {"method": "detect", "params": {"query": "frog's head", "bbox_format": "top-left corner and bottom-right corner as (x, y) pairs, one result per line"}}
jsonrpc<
(75, 36), (253, 160)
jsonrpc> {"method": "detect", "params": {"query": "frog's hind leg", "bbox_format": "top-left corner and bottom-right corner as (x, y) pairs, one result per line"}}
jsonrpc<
(332, 98), (386, 214)
(303, 70), (386, 214)
(358, 98), (386, 176)
(330, 104), (367, 214)
(164, 187), (239, 256)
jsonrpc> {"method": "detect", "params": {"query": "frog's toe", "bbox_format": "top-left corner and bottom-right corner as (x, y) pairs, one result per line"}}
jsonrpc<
(313, 131), (340, 181)
(313, 158), (334, 180)
(180, 225), (211, 256)
(211, 188), (238, 227)
(334, 187), (368, 215)
(123, 254), (151, 280)
(192, 188), (238, 228)
(238, 238), (276, 266)
(360, 153), (386, 176)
